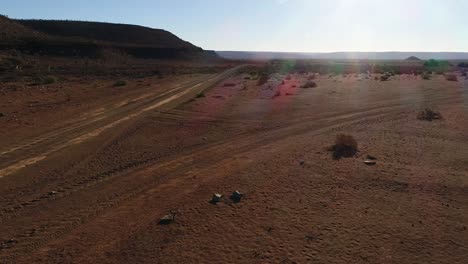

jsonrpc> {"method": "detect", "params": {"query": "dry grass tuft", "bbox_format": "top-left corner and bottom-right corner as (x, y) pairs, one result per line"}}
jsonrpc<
(417, 108), (442, 121)
(445, 74), (458, 82)
(422, 73), (431, 80)
(257, 74), (269, 86)
(301, 81), (317, 88)
(329, 134), (358, 159)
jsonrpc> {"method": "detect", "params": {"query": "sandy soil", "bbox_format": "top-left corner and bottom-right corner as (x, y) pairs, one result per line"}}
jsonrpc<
(0, 69), (467, 263)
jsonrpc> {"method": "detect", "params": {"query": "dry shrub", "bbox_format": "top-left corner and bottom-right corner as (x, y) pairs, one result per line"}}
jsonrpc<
(113, 80), (126, 87)
(273, 90), (281, 98)
(329, 134), (358, 159)
(223, 82), (236, 87)
(422, 73), (431, 80)
(257, 74), (269, 86)
(195, 91), (205, 98)
(417, 108), (442, 121)
(445, 74), (458, 81)
(380, 75), (389, 81)
(301, 81), (317, 88)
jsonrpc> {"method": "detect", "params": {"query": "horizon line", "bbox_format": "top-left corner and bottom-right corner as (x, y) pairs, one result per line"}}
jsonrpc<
(216, 50), (468, 54)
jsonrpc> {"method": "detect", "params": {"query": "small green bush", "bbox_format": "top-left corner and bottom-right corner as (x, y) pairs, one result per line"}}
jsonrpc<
(196, 91), (205, 98)
(113, 80), (127, 87)
(32, 75), (57, 85)
(42, 76), (57, 84)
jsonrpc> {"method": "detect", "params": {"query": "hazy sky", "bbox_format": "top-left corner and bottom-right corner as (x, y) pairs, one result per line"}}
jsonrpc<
(3, 0), (467, 52)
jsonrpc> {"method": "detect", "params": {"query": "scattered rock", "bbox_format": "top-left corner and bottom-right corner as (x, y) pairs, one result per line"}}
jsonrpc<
(202, 137), (208, 141)
(210, 193), (223, 204)
(364, 160), (376, 165)
(0, 112), (5, 117)
(48, 191), (58, 196)
(230, 191), (243, 203)
(366, 155), (377, 160)
(299, 160), (305, 166)
(158, 211), (177, 225)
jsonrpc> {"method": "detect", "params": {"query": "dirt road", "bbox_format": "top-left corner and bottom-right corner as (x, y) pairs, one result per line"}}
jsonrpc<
(0, 66), (240, 178)
(0, 72), (467, 263)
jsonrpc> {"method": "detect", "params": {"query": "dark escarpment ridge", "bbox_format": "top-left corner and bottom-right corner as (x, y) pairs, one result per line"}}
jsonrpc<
(0, 16), (218, 60)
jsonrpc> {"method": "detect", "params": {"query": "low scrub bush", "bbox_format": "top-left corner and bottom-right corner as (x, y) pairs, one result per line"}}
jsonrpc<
(113, 80), (126, 87)
(257, 74), (269, 86)
(444, 74), (458, 82)
(417, 108), (442, 121)
(301, 81), (317, 88)
(196, 91), (205, 98)
(422, 73), (431, 80)
(32, 75), (57, 85)
(329, 134), (358, 159)
(380, 75), (389, 81)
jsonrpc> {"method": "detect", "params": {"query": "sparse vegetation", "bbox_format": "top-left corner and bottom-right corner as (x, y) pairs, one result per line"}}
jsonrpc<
(417, 108), (442, 121)
(257, 74), (269, 86)
(223, 82), (236, 87)
(422, 72), (431, 80)
(329, 134), (358, 159)
(307, 74), (316, 80)
(273, 90), (281, 98)
(380, 75), (389, 81)
(196, 91), (205, 98)
(113, 80), (126, 87)
(424, 59), (451, 73)
(444, 74), (458, 82)
(301, 81), (317, 88)
(31, 75), (57, 85)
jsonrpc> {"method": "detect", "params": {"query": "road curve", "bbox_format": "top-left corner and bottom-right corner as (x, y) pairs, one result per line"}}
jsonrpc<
(0, 66), (243, 178)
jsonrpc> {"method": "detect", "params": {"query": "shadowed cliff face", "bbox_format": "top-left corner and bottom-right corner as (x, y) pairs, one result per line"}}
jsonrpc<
(14, 19), (198, 49)
(0, 16), (218, 60)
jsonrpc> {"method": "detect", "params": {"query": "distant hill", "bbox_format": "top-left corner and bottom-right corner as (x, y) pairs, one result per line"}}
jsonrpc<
(217, 51), (468, 60)
(0, 15), (43, 41)
(0, 16), (217, 60)
(15, 19), (197, 49)
(405, 56), (421, 61)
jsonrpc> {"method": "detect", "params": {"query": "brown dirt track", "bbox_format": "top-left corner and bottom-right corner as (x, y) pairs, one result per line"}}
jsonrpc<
(0, 69), (467, 263)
